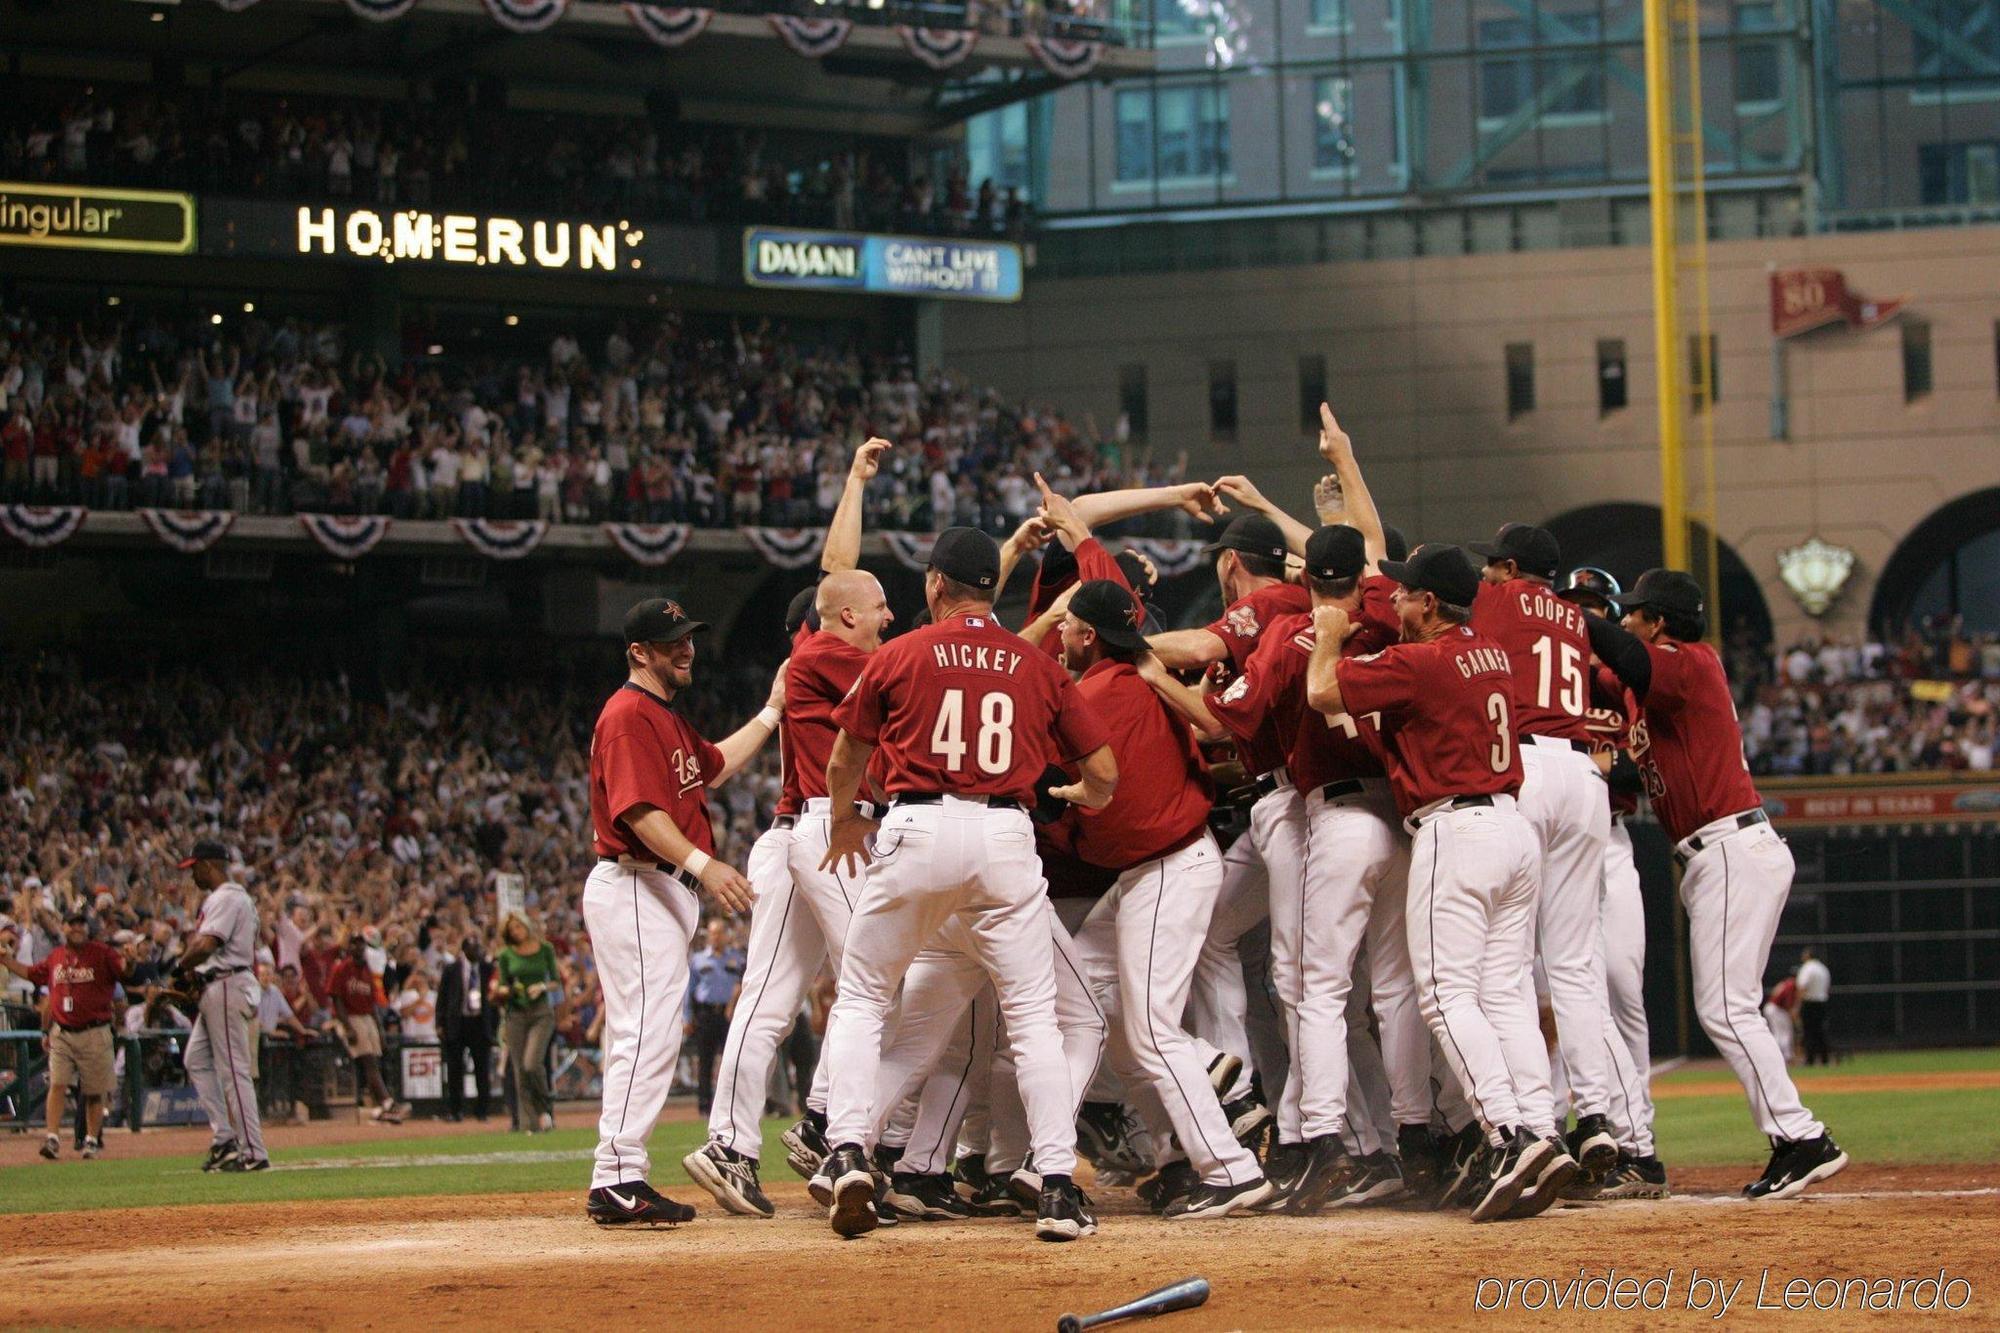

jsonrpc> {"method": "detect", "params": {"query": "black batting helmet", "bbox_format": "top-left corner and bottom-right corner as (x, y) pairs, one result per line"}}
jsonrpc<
(1557, 566), (1621, 609)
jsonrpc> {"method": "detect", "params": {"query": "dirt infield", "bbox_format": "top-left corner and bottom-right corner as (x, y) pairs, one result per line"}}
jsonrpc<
(4, 1165), (1994, 1330)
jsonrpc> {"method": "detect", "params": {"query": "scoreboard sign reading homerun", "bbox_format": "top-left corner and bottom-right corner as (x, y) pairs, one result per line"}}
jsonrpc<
(743, 228), (1023, 303)
(0, 181), (196, 254)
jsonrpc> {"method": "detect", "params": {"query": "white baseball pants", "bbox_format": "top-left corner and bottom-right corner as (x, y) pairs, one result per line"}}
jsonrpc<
(186, 971), (266, 1162)
(1679, 818), (1823, 1142)
(1073, 833), (1263, 1188)
(707, 805), (864, 1158)
(886, 982), (998, 1174)
(1519, 740), (1647, 1138)
(1601, 819), (1657, 1155)
(1406, 796), (1554, 1143)
(1186, 823), (1272, 1104)
(584, 860), (699, 1189)
(823, 797), (1082, 1177)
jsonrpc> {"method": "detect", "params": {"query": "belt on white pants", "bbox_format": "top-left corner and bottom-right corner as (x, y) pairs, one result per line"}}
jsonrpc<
(1403, 792), (1512, 836)
(800, 796), (882, 821)
(1671, 808), (1770, 867)
(1527, 733), (1597, 754)
(599, 855), (701, 891)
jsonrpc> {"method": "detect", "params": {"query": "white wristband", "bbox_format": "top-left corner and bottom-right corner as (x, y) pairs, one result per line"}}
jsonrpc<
(756, 706), (781, 732)
(683, 850), (712, 879)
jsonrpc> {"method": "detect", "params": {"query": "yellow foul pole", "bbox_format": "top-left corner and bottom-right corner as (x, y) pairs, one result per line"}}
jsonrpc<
(1643, 0), (1688, 572)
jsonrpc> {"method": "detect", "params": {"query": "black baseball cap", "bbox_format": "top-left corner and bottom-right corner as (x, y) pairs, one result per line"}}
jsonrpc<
(1066, 579), (1150, 653)
(1614, 568), (1705, 617)
(784, 585), (820, 636)
(1379, 543), (1482, 608)
(178, 839), (229, 869)
(1114, 548), (1158, 593)
(1557, 566), (1622, 608)
(1202, 513), (1289, 565)
(622, 596), (708, 644)
(1381, 523), (1410, 563)
(929, 526), (1001, 591)
(1303, 525), (1366, 583)
(1470, 523), (1562, 581)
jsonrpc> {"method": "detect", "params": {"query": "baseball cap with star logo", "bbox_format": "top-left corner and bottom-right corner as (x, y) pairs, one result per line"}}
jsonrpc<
(622, 596), (709, 645)
(1066, 578), (1152, 653)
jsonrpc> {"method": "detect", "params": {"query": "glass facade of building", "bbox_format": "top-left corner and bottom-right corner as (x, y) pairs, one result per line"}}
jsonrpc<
(963, 0), (2000, 263)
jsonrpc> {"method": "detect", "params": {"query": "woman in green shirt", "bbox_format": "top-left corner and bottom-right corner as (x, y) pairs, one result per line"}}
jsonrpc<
(491, 912), (569, 1133)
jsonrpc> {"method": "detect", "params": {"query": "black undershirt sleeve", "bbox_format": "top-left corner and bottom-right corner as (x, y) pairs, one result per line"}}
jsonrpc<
(1585, 614), (1652, 701)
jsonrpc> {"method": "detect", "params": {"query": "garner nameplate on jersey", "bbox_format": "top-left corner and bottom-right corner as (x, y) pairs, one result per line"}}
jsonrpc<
(0, 181), (196, 255)
(743, 227), (1024, 303)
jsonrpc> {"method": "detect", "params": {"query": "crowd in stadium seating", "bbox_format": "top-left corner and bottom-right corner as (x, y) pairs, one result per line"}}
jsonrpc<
(1, 82), (1030, 239)
(0, 649), (785, 1106)
(1742, 624), (2000, 775)
(0, 302), (1185, 533)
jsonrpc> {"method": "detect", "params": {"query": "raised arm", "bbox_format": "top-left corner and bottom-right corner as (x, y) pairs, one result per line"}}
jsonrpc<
(821, 437), (890, 574)
(995, 515), (1054, 600)
(1072, 480), (1224, 531)
(1147, 627), (1231, 672)
(1304, 605), (1358, 715)
(1317, 404), (1386, 570)
(1135, 654), (1228, 742)
(1213, 475), (1312, 556)
(1585, 614), (1653, 700)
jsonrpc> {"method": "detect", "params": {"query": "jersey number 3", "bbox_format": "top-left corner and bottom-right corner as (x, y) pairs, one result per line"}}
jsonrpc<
(931, 689), (1015, 776)
(1486, 692), (1513, 773)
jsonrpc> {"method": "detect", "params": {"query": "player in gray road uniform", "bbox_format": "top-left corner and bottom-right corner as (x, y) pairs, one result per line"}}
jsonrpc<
(175, 839), (269, 1172)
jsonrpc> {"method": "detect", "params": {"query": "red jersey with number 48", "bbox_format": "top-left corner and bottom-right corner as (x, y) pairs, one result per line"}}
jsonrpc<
(834, 613), (1110, 804)
(1628, 638), (1761, 843)
(1470, 578), (1594, 742)
(590, 682), (724, 858)
(1336, 625), (1523, 816)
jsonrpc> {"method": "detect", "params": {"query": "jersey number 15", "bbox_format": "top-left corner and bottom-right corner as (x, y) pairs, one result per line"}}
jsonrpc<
(930, 688), (1016, 776)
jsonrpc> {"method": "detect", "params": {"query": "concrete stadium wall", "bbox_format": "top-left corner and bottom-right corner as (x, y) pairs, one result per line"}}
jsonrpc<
(938, 225), (2000, 645)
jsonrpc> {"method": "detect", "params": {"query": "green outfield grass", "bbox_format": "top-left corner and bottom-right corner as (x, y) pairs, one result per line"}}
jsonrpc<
(2, 1048), (1994, 1216)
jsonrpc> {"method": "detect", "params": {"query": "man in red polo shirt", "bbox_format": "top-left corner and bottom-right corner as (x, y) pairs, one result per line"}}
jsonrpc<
(325, 934), (404, 1124)
(3, 912), (125, 1161)
(1309, 543), (1573, 1224)
(582, 596), (784, 1227)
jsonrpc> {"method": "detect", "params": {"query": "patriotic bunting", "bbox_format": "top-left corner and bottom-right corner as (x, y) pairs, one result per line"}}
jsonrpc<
(603, 521), (693, 567)
(452, 517), (550, 559)
(0, 505), (86, 549)
(624, 3), (712, 46)
(346, 0), (420, 18)
(897, 26), (979, 70)
(483, 0), (568, 32)
(1024, 35), (1105, 79)
(138, 508), (236, 554)
(881, 531), (939, 572)
(1123, 537), (1207, 579)
(299, 513), (393, 559)
(742, 527), (825, 570)
(767, 14), (852, 58)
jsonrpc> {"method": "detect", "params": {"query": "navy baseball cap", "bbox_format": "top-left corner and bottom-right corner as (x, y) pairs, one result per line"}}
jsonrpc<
(928, 527), (1001, 591)
(1067, 579), (1150, 653)
(1614, 568), (1705, 617)
(1379, 543), (1481, 608)
(178, 839), (229, 869)
(1202, 513), (1289, 565)
(623, 596), (708, 644)
(1557, 566), (1622, 608)
(1303, 525), (1366, 583)
(1470, 523), (1562, 581)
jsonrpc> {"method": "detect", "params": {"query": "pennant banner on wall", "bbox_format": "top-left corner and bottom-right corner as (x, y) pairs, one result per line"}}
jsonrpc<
(742, 526), (826, 569)
(299, 513), (393, 559)
(897, 26), (979, 70)
(881, 531), (939, 572)
(624, 3), (712, 46)
(1023, 35), (1105, 79)
(0, 505), (86, 548)
(139, 508), (236, 554)
(1123, 537), (1207, 579)
(603, 521), (693, 567)
(346, 0), (420, 18)
(767, 14), (852, 58)
(483, 0), (568, 32)
(452, 517), (550, 559)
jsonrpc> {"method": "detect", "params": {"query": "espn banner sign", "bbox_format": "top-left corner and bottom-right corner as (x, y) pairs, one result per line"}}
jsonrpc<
(0, 181), (196, 255)
(743, 227), (1023, 303)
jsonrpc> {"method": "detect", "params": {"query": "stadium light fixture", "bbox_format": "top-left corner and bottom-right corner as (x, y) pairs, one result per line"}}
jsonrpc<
(242, 301), (255, 313)
(210, 313), (222, 325)
(505, 314), (520, 326)
(107, 295), (121, 306)
(427, 343), (444, 356)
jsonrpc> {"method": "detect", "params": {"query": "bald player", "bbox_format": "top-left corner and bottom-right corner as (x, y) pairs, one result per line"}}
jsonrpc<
(685, 439), (892, 1216)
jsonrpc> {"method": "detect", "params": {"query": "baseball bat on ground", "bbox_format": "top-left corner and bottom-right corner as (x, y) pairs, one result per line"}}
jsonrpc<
(1057, 1277), (1211, 1333)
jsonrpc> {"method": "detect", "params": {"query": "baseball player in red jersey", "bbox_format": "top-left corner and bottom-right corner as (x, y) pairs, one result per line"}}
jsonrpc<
(815, 526), (1117, 1241)
(1469, 524), (1645, 1181)
(1560, 567), (1669, 1200)
(582, 597), (785, 1227)
(1585, 569), (1847, 1200)
(1309, 544), (1576, 1223)
(686, 439), (894, 1217)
